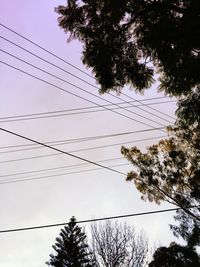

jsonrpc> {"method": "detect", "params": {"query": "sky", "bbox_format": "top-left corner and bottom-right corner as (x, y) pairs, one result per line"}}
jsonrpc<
(0, 1), (179, 266)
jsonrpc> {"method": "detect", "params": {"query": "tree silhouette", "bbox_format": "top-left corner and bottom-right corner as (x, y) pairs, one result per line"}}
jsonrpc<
(148, 243), (200, 267)
(121, 90), (200, 223)
(55, 0), (200, 96)
(46, 217), (96, 267)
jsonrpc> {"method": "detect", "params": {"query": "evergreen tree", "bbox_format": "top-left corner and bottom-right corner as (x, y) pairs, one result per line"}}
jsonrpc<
(46, 217), (96, 267)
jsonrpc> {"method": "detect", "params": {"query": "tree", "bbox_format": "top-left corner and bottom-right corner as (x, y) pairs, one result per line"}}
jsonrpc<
(55, 0), (200, 96)
(148, 243), (200, 267)
(121, 90), (200, 222)
(170, 209), (200, 248)
(90, 220), (148, 267)
(46, 216), (95, 267)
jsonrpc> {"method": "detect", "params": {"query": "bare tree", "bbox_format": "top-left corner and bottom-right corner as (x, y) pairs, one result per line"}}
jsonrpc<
(90, 220), (148, 267)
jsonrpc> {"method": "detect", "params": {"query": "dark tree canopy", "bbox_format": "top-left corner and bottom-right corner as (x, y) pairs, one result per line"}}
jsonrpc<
(55, 0), (200, 96)
(170, 209), (200, 248)
(121, 90), (200, 250)
(46, 217), (95, 267)
(148, 243), (200, 267)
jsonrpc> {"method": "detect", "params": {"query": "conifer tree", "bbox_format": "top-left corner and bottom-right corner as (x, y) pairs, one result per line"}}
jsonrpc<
(46, 216), (96, 267)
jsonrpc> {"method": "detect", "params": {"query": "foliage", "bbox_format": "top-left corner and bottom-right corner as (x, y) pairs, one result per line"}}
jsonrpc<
(148, 243), (200, 267)
(91, 220), (148, 267)
(121, 91), (200, 223)
(55, 0), (200, 96)
(170, 209), (200, 248)
(46, 217), (95, 267)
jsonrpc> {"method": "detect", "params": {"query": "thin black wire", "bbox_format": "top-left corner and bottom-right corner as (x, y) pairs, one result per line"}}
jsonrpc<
(0, 162), (130, 185)
(0, 157), (125, 179)
(0, 50), (168, 129)
(0, 127), (164, 150)
(0, 23), (94, 78)
(0, 99), (175, 124)
(0, 127), (125, 176)
(0, 134), (166, 155)
(121, 92), (175, 120)
(0, 33), (175, 123)
(0, 135), (166, 180)
(0, 135), (166, 164)
(0, 207), (184, 233)
(0, 60), (167, 131)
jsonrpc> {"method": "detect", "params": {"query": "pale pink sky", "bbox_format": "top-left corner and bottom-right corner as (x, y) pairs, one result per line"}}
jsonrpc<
(0, 1), (178, 266)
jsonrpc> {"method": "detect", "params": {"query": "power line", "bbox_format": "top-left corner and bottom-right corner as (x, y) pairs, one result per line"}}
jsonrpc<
(0, 30), (175, 123)
(0, 50), (168, 130)
(121, 92), (175, 120)
(0, 127), (125, 176)
(0, 60), (167, 131)
(0, 206), (183, 233)
(0, 162), (130, 185)
(0, 134), (167, 181)
(0, 127), (165, 150)
(0, 23), (94, 79)
(0, 99), (175, 124)
(0, 135), (166, 164)
(0, 134), (166, 155)
(0, 36), (174, 124)
(0, 157), (126, 179)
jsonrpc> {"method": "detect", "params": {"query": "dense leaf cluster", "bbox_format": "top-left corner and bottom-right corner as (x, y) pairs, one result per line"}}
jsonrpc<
(149, 243), (200, 267)
(55, 0), (200, 95)
(121, 91), (200, 245)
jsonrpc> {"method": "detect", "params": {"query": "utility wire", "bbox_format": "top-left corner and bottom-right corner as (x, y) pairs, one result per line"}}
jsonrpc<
(0, 206), (184, 233)
(0, 50), (168, 129)
(0, 157), (126, 179)
(0, 23), (94, 78)
(0, 135), (166, 164)
(0, 127), (125, 176)
(0, 60), (167, 131)
(0, 99), (175, 124)
(0, 135), (167, 180)
(0, 134), (166, 155)
(0, 127), (165, 150)
(0, 36), (173, 124)
(121, 92), (175, 120)
(1, 29), (174, 123)
(0, 162), (130, 185)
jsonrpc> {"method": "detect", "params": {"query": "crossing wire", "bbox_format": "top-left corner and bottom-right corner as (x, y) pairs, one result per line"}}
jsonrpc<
(0, 135), (166, 164)
(0, 162), (131, 185)
(0, 60), (168, 131)
(0, 36), (173, 124)
(0, 29), (175, 122)
(0, 50), (168, 129)
(0, 127), (165, 150)
(0, 24), (174, 122)
(0, 127), (125, 175)
(0, 99), (175, 124)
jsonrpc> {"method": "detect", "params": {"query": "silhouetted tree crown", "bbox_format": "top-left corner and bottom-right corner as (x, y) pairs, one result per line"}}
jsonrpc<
(148, 243), (200, 267)
(46, 216), (95, 267)
(121, 90), (200, 245)
(55, 0), (200, 96)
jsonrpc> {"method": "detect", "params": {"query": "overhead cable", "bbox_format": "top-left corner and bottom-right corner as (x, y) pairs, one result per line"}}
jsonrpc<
(0, 60), (167, 131)
(0, 50), (168, 129)
(0, 25), (175, 122)
(0, 99), (175, 124)
(0, 206), (185, 233)
(0, 127), (125, 176)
